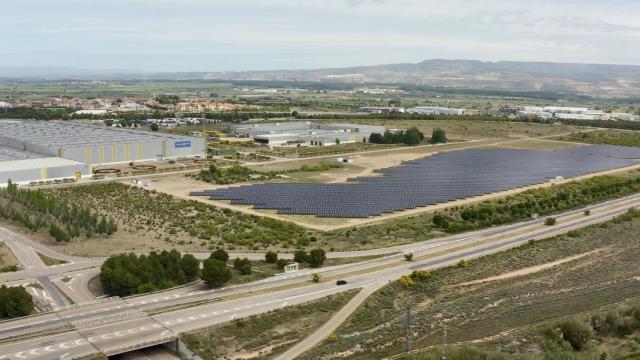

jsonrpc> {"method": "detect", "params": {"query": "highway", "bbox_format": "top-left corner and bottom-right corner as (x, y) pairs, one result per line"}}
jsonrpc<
(0, 192), (639, 359)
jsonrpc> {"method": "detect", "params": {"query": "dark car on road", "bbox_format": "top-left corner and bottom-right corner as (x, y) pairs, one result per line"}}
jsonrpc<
(336, 280), (347, 285)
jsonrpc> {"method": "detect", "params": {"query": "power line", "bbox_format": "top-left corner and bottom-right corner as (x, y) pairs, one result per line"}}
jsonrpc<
(405, 304), (413, 359)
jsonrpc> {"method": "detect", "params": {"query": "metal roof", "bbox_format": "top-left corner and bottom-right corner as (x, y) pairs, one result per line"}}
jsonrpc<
(0, 157), (86, 172)
(0, 120), (196, 149)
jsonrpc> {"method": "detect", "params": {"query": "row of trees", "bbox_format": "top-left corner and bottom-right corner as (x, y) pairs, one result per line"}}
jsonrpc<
(0, 181), (117, 242)
(0, 285), (33, 319)
(369, 127), (425, 145)
(293, 248), (326, 268)
(369, 128), (446, 146)
(100, 250), (200, 296)
(431, 175), (640, 233)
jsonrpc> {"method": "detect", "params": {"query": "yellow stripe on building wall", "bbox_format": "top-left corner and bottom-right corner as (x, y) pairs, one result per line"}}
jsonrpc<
(124, 143), (131, 161)
(136, 143), (143, 160)
(40, 168), (48, 180)
(85, 147), (93, 164)
(162, 141), (168, 159)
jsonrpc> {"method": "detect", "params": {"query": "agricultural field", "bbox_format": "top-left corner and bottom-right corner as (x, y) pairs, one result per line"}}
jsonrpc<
(554, 129), (640, 148)
(300, 210), (640, 359)
(311, 118), (585, 141)
(183, 290), (358, 360)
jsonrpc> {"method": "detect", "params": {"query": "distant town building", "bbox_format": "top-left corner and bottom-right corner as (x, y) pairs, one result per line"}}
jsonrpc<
(230, 121), (385, 147)
(406, 106), (465, 115)
(518, 106), (611, 121)
(358, 106), (405, 114)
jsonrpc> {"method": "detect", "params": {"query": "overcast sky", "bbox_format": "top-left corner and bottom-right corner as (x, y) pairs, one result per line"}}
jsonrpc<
(1, 0), (639, 72)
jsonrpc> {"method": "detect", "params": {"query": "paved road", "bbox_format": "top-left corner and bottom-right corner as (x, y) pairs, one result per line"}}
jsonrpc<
(0, 195), (638, 360)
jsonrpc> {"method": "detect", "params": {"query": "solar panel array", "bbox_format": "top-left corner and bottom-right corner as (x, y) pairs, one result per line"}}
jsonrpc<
(191, 145), (640, 218)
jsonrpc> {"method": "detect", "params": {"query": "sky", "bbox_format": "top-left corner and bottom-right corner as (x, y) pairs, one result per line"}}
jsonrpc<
(1, 0), (639, 72)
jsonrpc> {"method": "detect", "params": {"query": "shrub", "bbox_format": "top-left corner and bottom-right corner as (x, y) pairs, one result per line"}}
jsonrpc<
(294, 250), (309, 264)
(201, 259), (232, 288)
(309, 248), (326, 268)
(311, 273), (321, 282)
(457, 259), (470, 268)
(558, 319), (592, 351)
(410, 270), (431, 281)
(0, 285), (33, 318)
(404, 253), (414, 261)
(233, 257), (252, 275)
(276, 259), (289, 269)
(100, 250), (199, 296)
(210, 248), (229, 262)
(545, 217), (557, 226)
(399, 275), (415, 288)
(265, 251), (278, 264)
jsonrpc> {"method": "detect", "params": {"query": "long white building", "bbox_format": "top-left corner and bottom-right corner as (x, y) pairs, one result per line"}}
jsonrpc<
(230, 121), (385, 147)
(0, 120), (205, 185)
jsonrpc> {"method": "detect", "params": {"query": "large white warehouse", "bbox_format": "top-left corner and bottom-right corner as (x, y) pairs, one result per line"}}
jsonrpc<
(0, 120), (205, 185)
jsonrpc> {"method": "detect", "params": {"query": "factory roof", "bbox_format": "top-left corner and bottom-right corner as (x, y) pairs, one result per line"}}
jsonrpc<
(0, 157), (86, 172)
(0, 145), (46, 162)
(0, 120), (196, 148)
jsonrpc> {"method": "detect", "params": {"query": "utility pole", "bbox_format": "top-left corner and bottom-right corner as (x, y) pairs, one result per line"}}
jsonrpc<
(440, 324), (448, 360)
(405, 304), (413, 359)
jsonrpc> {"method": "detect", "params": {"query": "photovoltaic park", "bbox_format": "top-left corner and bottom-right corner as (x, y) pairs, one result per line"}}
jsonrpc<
(191, 145), (640, 218)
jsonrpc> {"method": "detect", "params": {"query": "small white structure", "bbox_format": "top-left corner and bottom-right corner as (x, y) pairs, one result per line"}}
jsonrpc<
(284, 262), (300, 273)
(337, 157), (353, 164)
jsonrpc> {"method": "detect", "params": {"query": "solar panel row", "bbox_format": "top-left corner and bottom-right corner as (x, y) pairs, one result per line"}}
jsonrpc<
(191, 144), (640, 218)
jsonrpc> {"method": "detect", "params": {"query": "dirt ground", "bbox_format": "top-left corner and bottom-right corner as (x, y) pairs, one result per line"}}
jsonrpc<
(0, 242), (18, 268)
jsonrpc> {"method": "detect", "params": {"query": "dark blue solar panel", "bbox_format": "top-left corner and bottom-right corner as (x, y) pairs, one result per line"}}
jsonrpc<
(190, 145), (640, 218)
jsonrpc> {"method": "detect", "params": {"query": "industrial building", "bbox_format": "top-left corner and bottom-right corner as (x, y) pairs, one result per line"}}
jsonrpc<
(229, 122), (385, 147)
(406, 106), (465, 115)
(0, 120), (205, 185)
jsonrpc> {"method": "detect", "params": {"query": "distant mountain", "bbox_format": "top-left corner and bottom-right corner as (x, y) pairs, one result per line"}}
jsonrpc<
(186, 59), (640, 97)
(1, 60), (639, 97)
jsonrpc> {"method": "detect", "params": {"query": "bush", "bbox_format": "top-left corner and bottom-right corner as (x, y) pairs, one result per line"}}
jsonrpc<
(404, 253), (414, 261)
(233, 257), (252, 275)
(210, 248), (229, 262)
(0, 285), (33, 318)
(265, 251), (278, 264)
(201, 259), (232, 288)
(558, 319), (592, 351)
(398, 275), (416, 288)
(309, 248), (326, 268)
(276, 259), (289, 269)
(311, 273), (321, 282)
(430, 128), (447, 144)
(294, 250), (309, 264)
(457, 259), (470, 268)
(410, 270), (431, 281)
(545, 217), (557, 226)
(100, 250), (200, 296)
